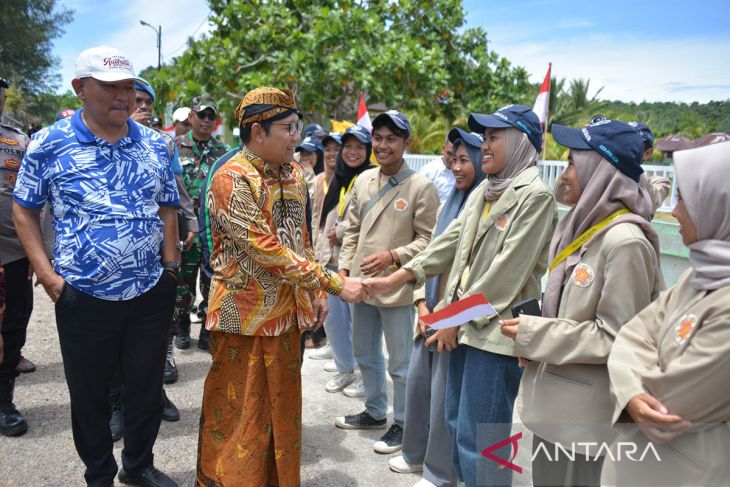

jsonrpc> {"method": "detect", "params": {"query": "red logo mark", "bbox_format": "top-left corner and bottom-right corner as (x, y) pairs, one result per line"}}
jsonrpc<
(481, 431), (522, 473)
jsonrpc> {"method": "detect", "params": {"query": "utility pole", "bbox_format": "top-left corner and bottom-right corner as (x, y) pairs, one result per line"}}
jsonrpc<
(139, 20), (162, 70)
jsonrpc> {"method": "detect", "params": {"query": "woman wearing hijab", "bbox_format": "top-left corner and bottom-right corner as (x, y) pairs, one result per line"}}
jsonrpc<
(313, 125), (373, 392)
(500, 119), (664, 487)
(311, 132), (341, 237)
(365, 105), (557, 487)
(601, 141), (730, 487)
(387, 128), (486, 487)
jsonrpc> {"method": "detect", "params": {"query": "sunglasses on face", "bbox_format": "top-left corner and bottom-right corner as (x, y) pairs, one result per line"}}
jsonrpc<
(196, 111), (217, 121)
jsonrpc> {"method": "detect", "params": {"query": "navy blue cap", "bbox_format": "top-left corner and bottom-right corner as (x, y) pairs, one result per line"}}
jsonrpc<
(321, 132), (343, 146)
(468, 104), (542, 152)
(448, 127), (483, 149)
(134, 79), (155, 102)
(55, 109), (76, 121)
(372, 110), (411, 138)
(628, 121), (654, 146)
(552, 119), (645, 182)
(296, 136), (324, 153)
(341, 125), (372, 145)
(303, 123), (326, 138)
(0, 78), (8, 89)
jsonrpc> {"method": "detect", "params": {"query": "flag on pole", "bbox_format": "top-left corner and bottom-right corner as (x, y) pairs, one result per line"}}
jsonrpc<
(532, 63), (551, 126)
(357, 93), (372, 132)
(420, 294), (497, 330)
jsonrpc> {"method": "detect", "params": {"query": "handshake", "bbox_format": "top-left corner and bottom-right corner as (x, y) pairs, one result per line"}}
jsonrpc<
(338, 275), (400, 303)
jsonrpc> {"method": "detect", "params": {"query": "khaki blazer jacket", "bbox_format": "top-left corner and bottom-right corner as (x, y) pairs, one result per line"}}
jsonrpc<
(515, 221), (663, 449)
(601, 269), (730, 486)
(338, 162), (439, 307)
(404, 167), (557, 356)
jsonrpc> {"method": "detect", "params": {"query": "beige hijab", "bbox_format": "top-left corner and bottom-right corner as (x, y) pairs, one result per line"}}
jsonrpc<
(673, 141), (730, 290)
(484, 128), (538, 201)
(543, 150), (660, 318)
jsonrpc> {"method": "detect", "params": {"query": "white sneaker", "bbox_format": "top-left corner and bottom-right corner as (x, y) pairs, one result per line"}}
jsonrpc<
(323, 360), (338, 372)
(413, 478), (437, 487)
(325, 371), (357, 393)
(343, 376), (366, 398)
(309, 344), (333, 360)
(389, 455), (423, 474)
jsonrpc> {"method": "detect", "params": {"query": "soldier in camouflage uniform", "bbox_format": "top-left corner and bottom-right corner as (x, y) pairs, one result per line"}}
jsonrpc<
(174, 96), (229, 351)
(0, 78), (31, 436)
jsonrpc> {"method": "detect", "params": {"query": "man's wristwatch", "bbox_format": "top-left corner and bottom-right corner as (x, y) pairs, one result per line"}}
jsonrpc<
(176, 240), (184, 252)
(163, 261), (180, 276)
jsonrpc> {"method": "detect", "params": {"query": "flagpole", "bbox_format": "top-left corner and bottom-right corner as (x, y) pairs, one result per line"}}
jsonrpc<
(541, 62), (551, 163)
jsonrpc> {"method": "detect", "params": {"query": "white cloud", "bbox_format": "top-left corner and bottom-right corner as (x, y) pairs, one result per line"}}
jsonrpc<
(57, 0), (211, 90)
(493, 35), (730, 103)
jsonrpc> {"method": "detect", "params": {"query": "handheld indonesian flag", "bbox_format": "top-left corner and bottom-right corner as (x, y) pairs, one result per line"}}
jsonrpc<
(532, 63), (551, 126)
(420, 294), (497, 330)
(357, 93), (372, 132)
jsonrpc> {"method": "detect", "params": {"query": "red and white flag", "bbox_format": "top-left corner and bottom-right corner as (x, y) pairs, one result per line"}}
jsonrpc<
(357, 93), (372, 132)
(532, 63), (551, 125)
(420, 294), (497, 330)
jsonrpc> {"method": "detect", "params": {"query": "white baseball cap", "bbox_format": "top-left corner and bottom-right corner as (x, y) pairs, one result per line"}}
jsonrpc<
(172, 107), (191, 122)
(74, 45), (145, 83)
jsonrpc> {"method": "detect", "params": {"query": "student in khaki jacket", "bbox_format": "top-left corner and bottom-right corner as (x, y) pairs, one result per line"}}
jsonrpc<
(388, 128), (486, 487)
(501, 119), (663, 487)
(313, 125), (373, 394)
(367, 105), (557, 487)
(601, 141), (730, 487)
(335, 110), (440, 455)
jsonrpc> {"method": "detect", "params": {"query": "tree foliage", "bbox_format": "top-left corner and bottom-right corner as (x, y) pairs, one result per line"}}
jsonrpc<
(0, 0), (73, 93)
(143, 0), (532, 127)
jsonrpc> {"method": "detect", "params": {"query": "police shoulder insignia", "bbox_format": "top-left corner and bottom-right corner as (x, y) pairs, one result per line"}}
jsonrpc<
(572, 263), (594, 288)
(675, 314), (698, 345)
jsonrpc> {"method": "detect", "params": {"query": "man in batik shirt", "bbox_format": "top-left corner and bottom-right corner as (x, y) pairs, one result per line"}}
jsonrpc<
(196, 87), (363, 487)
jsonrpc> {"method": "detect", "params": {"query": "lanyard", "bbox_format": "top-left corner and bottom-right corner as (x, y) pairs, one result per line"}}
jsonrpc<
(548, 208), (632, 273)
(481, 201), (492, 221)
(337, 177), (357, 218)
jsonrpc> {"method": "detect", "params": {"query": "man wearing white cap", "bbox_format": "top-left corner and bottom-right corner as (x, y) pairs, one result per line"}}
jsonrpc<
(171, 107), (191, 137)
(12, 45), (179, 487)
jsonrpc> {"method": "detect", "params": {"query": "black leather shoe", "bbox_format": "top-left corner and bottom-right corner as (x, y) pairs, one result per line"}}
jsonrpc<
(118, 465), (178, 487)
(161, 389), (179, 422)
(174, 316), (190, 350)
(197, 327), (210, 351)
(109, 397), (123, 442)
(0, 378), (28, 437)
(162, 343), (177, 384)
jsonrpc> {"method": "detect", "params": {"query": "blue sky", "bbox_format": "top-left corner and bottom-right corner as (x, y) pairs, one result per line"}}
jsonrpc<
(53, 0), (730, 103)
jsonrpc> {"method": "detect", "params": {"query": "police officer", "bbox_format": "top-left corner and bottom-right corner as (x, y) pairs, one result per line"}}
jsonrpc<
(174, 96), (229, 351)
(0, 77), (32, 437)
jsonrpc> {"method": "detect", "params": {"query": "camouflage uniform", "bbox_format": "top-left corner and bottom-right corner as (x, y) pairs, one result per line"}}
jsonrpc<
(175, 130), (228, 344)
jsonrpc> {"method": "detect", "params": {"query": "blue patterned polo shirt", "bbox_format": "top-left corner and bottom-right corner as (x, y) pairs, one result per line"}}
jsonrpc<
(13, 110), (179, 300)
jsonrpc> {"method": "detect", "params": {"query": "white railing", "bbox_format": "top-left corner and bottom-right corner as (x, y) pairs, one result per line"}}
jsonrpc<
(404, 155), (677, 214)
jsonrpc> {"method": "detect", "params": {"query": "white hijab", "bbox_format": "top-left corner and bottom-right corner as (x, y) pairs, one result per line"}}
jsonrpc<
(673, 141), (730, 290)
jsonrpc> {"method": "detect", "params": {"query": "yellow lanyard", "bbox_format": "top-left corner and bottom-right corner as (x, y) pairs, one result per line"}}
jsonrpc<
(481, 201), (492, 221)
(322, 178), (329, 195)
(337, 177), (358, 218)
(548, 209), (632, 273)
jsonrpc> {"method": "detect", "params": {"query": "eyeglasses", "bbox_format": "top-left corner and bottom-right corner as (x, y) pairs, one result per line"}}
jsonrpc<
(195, 111), (217, 121)
(271, 120), (304, 136)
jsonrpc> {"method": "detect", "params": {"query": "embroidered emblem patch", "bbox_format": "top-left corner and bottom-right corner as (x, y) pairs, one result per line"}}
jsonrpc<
(572, 263), (594, 288)
(0, 137), (19, 147)
(495, 213), (509, 232)
(394, 198), (408, 212)
(675, 314), (697, 345)
(5, 172), (16, 187)
(4, 158), (19, 170)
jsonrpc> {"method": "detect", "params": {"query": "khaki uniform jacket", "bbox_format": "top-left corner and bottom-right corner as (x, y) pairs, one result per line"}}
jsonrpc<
(339, 162), (439, 308)
(601, 269), (730, 486)
(515, 221), (663, 448)
(404, 167), (557, 356)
